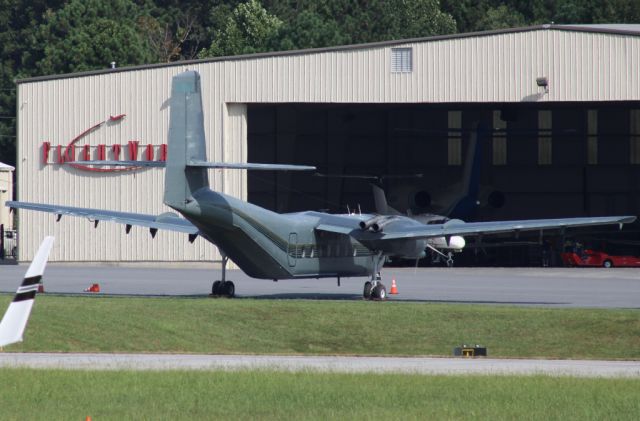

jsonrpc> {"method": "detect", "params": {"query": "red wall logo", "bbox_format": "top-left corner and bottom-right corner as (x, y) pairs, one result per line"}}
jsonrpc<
(41, 114), (167, 172)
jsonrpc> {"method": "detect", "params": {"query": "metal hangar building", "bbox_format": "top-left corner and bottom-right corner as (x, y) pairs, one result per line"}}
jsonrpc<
(15, 24), (640, 263)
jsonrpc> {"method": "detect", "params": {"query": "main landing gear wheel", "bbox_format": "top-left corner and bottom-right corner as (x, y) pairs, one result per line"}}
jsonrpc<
(363, 281), (373, 299)
(363, 254), (388, 301)
(211, 254), (235, 298)
(211, 280), (235, 298)
(372, 284), (387, 300)
(212, 280), (222, 295)
(363, 281), (387, 300)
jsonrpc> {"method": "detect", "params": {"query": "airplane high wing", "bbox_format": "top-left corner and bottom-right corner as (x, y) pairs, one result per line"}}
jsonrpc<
(7, 70), (637, 301)
(318, 215), (636, 257)
(350, 216), (635, 241)
(7, 202), (199, 238)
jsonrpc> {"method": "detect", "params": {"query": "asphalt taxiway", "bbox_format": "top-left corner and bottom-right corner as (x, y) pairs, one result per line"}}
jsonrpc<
(0, 265), (638, 308)
(1, 353), (639, 377)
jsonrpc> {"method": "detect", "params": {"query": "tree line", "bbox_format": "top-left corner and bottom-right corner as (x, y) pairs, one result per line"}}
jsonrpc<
(1, 0), (638, 165)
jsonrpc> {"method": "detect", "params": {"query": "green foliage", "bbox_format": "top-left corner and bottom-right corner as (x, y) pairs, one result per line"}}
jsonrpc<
(199, 0), (283, 58)
(277, 9), (349, 50)
(553, 0), (640, 24)
(442, 0), (640, 32)
(0, 0), (66, 166)
(274, 0), (456, 50)
(139, 0), (235, 62)
(476, 4), (527, 31)
(26, 0), (155, 75)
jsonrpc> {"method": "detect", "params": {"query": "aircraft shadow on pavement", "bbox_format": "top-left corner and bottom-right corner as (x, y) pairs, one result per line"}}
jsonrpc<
(239, 294), (568, 305)
(240, 293), (363, 301)
(20, 291), (569, 306)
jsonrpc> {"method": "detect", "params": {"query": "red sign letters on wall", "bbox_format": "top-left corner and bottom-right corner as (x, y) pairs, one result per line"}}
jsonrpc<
(41, 114), (167, 173)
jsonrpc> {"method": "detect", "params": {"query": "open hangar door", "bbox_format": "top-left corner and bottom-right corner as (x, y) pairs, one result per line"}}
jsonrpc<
(247, 103), (487, 216)
(246, 103), (640, 266)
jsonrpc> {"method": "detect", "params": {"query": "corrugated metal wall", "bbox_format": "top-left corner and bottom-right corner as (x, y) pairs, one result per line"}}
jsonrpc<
(16, 28), (640, 261)
(0, 169), (13, 231)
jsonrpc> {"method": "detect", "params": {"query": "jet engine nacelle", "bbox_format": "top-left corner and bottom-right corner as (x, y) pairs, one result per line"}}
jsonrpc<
(359, 215), (392, 233)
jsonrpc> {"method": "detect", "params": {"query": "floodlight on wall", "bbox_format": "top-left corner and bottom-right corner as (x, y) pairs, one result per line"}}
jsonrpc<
(536, 77), (549, 94)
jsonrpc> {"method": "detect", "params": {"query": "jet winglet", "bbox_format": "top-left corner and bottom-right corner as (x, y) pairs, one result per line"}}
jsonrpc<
(0, 236), (54, 348)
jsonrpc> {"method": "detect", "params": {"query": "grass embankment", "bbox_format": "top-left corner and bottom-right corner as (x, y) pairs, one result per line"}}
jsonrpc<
(1, 369), (638, 420)
(1, 295), (638, 359)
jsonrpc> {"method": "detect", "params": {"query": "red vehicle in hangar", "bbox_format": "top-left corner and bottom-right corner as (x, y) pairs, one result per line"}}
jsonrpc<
(561, 248), (640, 268)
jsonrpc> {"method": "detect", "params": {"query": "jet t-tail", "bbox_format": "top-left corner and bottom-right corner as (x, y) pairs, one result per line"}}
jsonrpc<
(7, 72), (636, 300)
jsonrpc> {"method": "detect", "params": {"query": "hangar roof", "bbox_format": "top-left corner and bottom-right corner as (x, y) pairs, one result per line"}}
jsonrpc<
(16, 23), (640, 84)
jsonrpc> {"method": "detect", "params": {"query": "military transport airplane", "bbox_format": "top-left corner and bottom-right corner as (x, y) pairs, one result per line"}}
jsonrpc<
(7, 71), (636, 300)
(0, 237), (53, 348)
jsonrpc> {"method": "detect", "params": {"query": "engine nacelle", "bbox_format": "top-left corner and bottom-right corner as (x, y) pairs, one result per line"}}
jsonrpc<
(359, 215), (391, 233)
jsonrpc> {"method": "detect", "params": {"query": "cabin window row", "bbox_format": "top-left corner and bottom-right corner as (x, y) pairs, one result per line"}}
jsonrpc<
(290, 244), (368, 258)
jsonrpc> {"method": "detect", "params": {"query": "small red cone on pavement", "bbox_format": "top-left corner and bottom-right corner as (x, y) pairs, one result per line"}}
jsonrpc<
(37, 283), (45, 293)
(390, 279), (398, 295)
(84, 283), (100, 293)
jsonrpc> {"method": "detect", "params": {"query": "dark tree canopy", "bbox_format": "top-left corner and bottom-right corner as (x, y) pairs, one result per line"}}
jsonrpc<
(1, 0), (637, 166)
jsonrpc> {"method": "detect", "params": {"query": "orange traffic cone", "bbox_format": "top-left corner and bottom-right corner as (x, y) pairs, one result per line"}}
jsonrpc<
(37, 283), (45, 293)
(390, 279), (398, 294)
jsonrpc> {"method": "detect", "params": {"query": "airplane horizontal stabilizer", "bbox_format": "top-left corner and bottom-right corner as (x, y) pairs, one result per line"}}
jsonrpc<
(74, 161), (315, 171)
(0, 236), (54, 348)
(187, 161), (316, 171)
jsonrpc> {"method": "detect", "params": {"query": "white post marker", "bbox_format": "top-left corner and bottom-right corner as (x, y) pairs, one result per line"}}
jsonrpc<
(0, 236), (54, 348)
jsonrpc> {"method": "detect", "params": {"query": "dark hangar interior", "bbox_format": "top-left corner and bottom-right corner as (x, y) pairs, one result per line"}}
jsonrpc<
(247, 103), (640, 266)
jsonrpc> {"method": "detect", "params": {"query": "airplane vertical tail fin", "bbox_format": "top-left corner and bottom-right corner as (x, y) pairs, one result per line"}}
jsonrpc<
(163, 71), (210, 208)
(372, 184), (402, 216)
(0, 236), (54, 348)
(446, 123), (487, 218)
(459, 126), (481, 199)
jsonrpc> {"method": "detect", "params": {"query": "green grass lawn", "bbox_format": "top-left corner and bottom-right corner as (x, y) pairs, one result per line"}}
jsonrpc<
(0, 369), (638, 420)
(1, 294), (638, 359)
